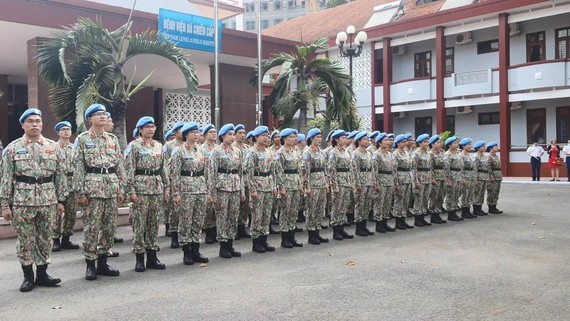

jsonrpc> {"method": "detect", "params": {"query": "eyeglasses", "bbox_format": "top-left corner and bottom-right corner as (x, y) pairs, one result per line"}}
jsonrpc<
(92, 111), (107, 117)
(59, 128), (72, 132)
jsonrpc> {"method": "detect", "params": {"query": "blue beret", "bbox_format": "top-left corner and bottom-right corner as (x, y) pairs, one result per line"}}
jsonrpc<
(307, 128), (321, 141)
(164, 129), (174, 141)
(445, 136), (458, 146)
(486, 141), (498, 151)
(355, 131), (368, 142)
(19, 108), (42, 124)
(280, 128), (298, 138)
(270, 130), (280, 140)
(246, 131), (254, 140)
(387, 133), (395, 139)
(219, 123), (235, 137)
(404, 133), (412, 140)
(132, 128), (139, 139)
(234, 124), (245, 132)
(416, 133), (430, 143)
(347, 130), (359, 139)
(54, 121), (72, 133)
(459, 138), (472, 146)
(473, 140), (486, 149)
(393, 134), (406, 147)
(332, 130), (348, 139)
(368, 131), (380, 139)
(171, 121), (185, 132)
(429, 135), (441, 145)
(252, 126), (269, 137)
(325, 131), (335, 142)
(105, 112), (112, 120)
(376, 133), (388, 143)
(84, 104), (106, 120)
(136, 116), (155, 129)
(297, 134), (305, 142)
(202, 124), (215, 136)
(182, 122), (200, 135)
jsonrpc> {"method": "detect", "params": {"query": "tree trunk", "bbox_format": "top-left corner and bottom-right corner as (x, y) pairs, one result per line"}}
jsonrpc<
(322, 118), (331, 148)
(298, 105), (308, 135)
(112, 100), (128, 151)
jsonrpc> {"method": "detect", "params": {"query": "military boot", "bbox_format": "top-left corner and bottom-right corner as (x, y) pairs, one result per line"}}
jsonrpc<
(261, 235), (275, 252)
(289, 231), (303, 247)
(52, 238), (61, 252)
(146, 249), (166, 269)
(219, 242), (232, 259)
(85, 259), (97, 281)
(375, 221), (387, 233)
(332, 226), (344, 241)
(227, 240), (242, 257)
(355, 221), (368, 237)
(191, 242), (209, 263)
(297, 210), (306, 222)
(165, 223), (172, 237)
(135, 253), (146, 272)
(97, 256), (120, 277)
(340, 226), (354, 239)
(461, 207), (477, 219)
(420, 214), (432, 226)
(395, 217), (408, 230)
(237, 224), (252, 239)
(170, 232), (180, 249)
(363, 220), (374, 235)
(60, 235), (80, 250)
(281, 232), (293, 248)
(252, 237), (265, 253)
(488, 205), (503, 214)
(20, 265), (35, 292)
(308, 230), (322, 244)
(182, 244), (193, 265)
(316, 230), (329, 243)
(381, 218), (396, 232)
(447, 210), (462, 221)
(205, 228), (217, 244)
(345, 213), (355, 226)
(402, 217), (414, 229)
(430, 213), (447, 224)
(473, 205), (487, 216)
(114, 237), (124, 243)
(414, 216), (426, 227)
(294, 226), (304, 232)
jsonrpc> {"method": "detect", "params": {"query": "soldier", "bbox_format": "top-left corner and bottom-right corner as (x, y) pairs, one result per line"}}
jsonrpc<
(486, 142), (503, 214)
(269, 130), (282, 235)
(164, 129), (175, 142)
(1, 109), (66, 292)
(323, 131), (335, 224)
(327, 130), (355, 241)
(345, 130), (359, 226)
(103, 112), (123, 248)
(428, 135), (448, 224)
(52, 121), (80, 252)
(392, 134), (414, 230)
(404, 133), (416, 217)
(458, 138), (477, 219)
(346, 130), (358, 152)
(125, 117), (169, 272)
(472, 141), (489, 216)
(296, 133), (306, 150)
(352, 131), (375, 237)
(301, 129), (330, 245)
(372, 133), (396, 233)
(234, 124), (252, 239)
(163, 121), (184, 240)
(170, 122), (210, 265)
(444, 136), (464, 222)
(208, 124), (244, 258)
(274, 128), (303, 248)
(387, 133), (395, 151)
(201, 124), (219, 245)
(296, 133), (307, 224)
(410, 134), (433, 227)
(246, 131), (255, 147)
(74, 104), (126, 280)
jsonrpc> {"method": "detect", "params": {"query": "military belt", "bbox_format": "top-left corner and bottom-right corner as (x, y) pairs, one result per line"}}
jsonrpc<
(450, 168), (462, 172)
(417, 168), (430, 172)
(360, 168), (371, 172)
(135, 169), (160, 176)
(15, 175), (54, 184)
(66, 172), (74, 177)
(433, 166), (444, 170)
(86, 166), (117, 174)
(397, 168), (410, 172)
(464, 169), (473, 171)
(284, 169), (298, 174)
(181, 170), (204, 177)
(254, 171), (270, 177)
(336, 168), (350, 172)
(310, 168), (324, 173)
(218, 168), (239, 174)
(378, 170), (392, 175)
(477, 170), (488, 173)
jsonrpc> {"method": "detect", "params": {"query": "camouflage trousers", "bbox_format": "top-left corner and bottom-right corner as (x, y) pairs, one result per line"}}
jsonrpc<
(202, 202), (216, 230)
(486, 179), (501, 206)
(373, 185), (393, 221)
(164, 197), (174, 225)
(250, 191), (274, 238)
(215, 191), (240, 242)
(393, 183), (411, 218)
(408, 183), (415, 211)
(299, 193), (306, 212)
(460, 179), (476, 208)
(178, 193), (206, 245)
(444, 181), (462, 212)
(326, 189), (332, 216)
(131, 194), (162, 254)
(279, 189), (300, 232)
(473, 179), (488, 206)
(347, 190), (355, 214)
(355, 186), (374, 222)
(271, 194), (282, 221)
(81, 197), (117, 260)
(411, 183), (431, 215)
(12, 205), (55, 266)
(306, 188), (326, 231)
(331, 187), (351, 226)
(52, 191), (78, 238)
(238, 187), (250, 225)
(428, 180), (446, 214)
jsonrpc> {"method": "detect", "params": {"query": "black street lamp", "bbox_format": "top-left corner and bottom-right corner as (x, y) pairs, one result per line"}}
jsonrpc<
(336, 25), (367, 130)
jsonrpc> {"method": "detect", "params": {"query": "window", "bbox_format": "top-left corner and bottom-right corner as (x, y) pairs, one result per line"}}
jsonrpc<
(245, 3), (255, 12)
(375, 114), (384, 133)
(478, 112), (500, 125)
(526, 31), (546, 62)
(477, 39), (499, 54)
(527, 108), (546, 144)
(261, 20), (269, 30)
(288, 0), (296, 8)
(416, 0), (438, 4)
(556, 107), (570, 142)
(415, 117), (433, 137)
(246, 21), (255, 31)
(414, 51), (432, 78)
(556, 27), (570, 59)
(445, 47), (454, 75)
(274, 1), (282, 10)
(374, 49), (383, 84)
(446, 115), (455, 134)
(261, 1), (268, 11)
(301, 0), (305, 8)
(274, 18), (283, 25)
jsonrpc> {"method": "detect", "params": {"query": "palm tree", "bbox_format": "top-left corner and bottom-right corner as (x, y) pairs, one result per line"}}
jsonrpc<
(252, 37), (356, 134)
(37, 16), (198, 149)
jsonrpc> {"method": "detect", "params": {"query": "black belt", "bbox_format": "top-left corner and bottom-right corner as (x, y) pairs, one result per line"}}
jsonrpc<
(135, 169), (160, 176)
(254, 171), (270, 177)
(310, 168), (324, 173)
(397, 168), (410, 172)
(417, 168), (430, 172)
(86, 166), (116, 174)
(66, 172), (74, 177)
(378, 170), (392, 175)
(336, 168), (350, 172)
(450, 168), (461, 172)
(433, 166), (444, 170)
(360, 168), (371, 172)
(284, 169), (298, 174)
(181, 170), (204, 177)
(218, 168), (238, 174)
(477, 170), (488, 173)
(15, 175), (54, 184)
(491, 168), (501, 171)
(464, 169), (473, 171)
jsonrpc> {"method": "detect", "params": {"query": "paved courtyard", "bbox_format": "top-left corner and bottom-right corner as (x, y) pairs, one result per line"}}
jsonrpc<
(0, 183), (569, 321)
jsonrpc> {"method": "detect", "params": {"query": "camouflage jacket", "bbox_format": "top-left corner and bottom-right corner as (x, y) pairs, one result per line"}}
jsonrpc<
(393, 149), (412, 185)
(445, 149), (464, 182)
(125, 139), (169, 195)
(58, 140), (75, 190)
(429, 149), (448, 181)
(201, 141), (217, 154)
(234, 143), (250, 177)
(275, 146), (301, 191)
(245, 145), (276, 193)
(327, 147), (354, 190)
(374, 149), (395, 187)
(171, 143), (209, 195)
(1, 135), (67, 208)
(412, 148), (432, 184)
(73, 129), (126, 198)
(301, 146), (328, 190)
(474, 153), (490, 180)
(208, 144), (244, 196)
(352, 148), (375, 187)
(323, 146), (333, 159)
(163, 139), (183, 162)
(460, 151), (476, 180)
(488, 153), (503, 180)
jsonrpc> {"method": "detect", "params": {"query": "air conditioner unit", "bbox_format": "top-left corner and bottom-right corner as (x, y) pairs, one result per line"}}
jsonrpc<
(392, 45), (406, 56)
(455, 32), (473, 45)
(510, 101), (522, 111)
(393, 112), (407, 119)
(456, 106), (473, 115)
(509, 22), (521, 37)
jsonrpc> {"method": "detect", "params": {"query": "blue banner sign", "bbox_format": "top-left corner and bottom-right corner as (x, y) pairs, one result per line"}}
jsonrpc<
(158, 8), (222, 52)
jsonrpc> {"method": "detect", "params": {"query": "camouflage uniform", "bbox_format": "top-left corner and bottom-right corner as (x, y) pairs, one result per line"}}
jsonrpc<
(428, 149), (448, 214)
(327, 147), (354, 226)
(411, 148), (432, 215)
(125, 139), (169, 254)
(270, 145), (282, 221)
(235, 143), (251, 226)
(352, 148), (375, 222)
(170, 144), (209, 244)
(460, 151), (477, 208)
(245, 145), (276, 239)
(53, 141), (77, 238)
(473, 153), (490, 206)
(163, 139), (182, 230)
(302, 146), (328, 230)
(73, 129), (126, 261)
(297, 146), (307, 214)
(486, 153), (502, 206)
(444, 149), (464, 212)
(202, 142), (218, 231)
(373, 149), (396, 220)
(393, 149), (412, 218)
(1, 135), (67, 266)
(275, 146), (301, 232)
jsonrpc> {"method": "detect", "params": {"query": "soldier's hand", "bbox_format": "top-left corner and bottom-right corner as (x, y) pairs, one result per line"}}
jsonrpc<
(374, 185), (380, 192)
(164, 190), (171, 202)
(395, 185), (401, 192)
(118, 194), (125, 204)
(306, 188), (312, 196)
(209, 195), (218, 204)
(280, 188), (286, 197)
(240, 195), (246, 202)
(77, 195), (89, 206)
(462, 180), (467, 186)
(431, 180), (436, 185)
(415, 182), (420, 189)
(2, 208), (12, 221)
(273, 189), (278, 198)
(130, 193), (138, 203)
(334, 188), (340, 195)
(57, 204), (65, 215)
(446, 181), (452, 187)
(173, 195), (181, 205)
(251, 191), (258, 200)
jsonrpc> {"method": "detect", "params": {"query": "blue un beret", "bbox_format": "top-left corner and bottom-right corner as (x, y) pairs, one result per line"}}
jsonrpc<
(280, 128), (298, 138)
(202, 124), (215, 136)
(355, 131), (368, 142)
(246, 131), (254, 140)
(164, 129), (174, 141)
(171, 121), (185, 132)
(429, 135), (441, 145)
(270, 130), (280, 140)
(473, 141), (486, 149)
(219, 123), (235, 137)
(347, 130), (359, 139)
(369, 131), (380, 139)
(251, 126), (269, 137)
(133, 128), (139, 139)
(445, 136), (458, 146)
(325, 131), (335, 142)
(105, 112), (112, 120)
(136, 116), (155, 129)
(416, 133), (430, 143)
(393, 134), (406, 148)
(181, 122), (200, 135)
(297, 134), (305, 142)
(54, 121), (72, 133)
(234, 124), (245, 132)
(486, 141), (498, 151)
(84, 104), (106, 120)
(376, 133), (388, 144)
(332, 130), (348, 139)
(19, 108), (42, 124)
(307, 128), (321, 141)
(459, 138), (472, 147)
(404, 133), (412, 140)
(387, 133), (395, 139)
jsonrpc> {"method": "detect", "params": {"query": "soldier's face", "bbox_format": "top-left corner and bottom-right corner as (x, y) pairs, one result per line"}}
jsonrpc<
(381, 139), (390, 149)
(463, 144), (472, 151)
(175, 130), (183, 140)
(257, 133), (270, 147)
(338, 136), (348, 146)
(140, 124), (156, 139)
(285, 134), (297, 147)
(312, 134), (322, 146)
(450, 141), (459, 150)
(420, 139), (429, 149)
(186, 130), (199, 144)
(397, 141), (406, 149)
(491, 146), (499, 153)
(433, 140), (442, 149)
(236, 129), (246, 143)
(58, 127), (72, 140)
(359, 137), (370, 148)
(105, 119), (114, 132)
(273, 135), (281, 145)
(22, 115), (42, 137)
(408, 140), (416, 149)
(222, 131), (235, 144)
(90, 112), (107, 128)
(206, 129), (217, 142)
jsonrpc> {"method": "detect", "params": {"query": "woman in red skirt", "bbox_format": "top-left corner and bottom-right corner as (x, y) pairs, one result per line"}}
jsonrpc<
(547, 139), (562, 181)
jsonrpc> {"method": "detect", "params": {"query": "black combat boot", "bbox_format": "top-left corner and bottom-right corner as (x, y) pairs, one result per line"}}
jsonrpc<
(297, 210), (306, 222)
(355, 221), (368, 237)
(219, 242), (232, 259)
(227, 240), (241, 257)
(135, 253), (146, 272)
(395, 217), (408, 230)
(488, 205), (503, 214)
(170, 232), (180, 249)
(332, 226), (344, 241)
(191, 242), (209, 263)
(60, 235), (80, 250)
(97, 256), (120, 277)
(381, 218), (396, 232)
(363, 220), (374, 235)
(295, 226), (304, 232)
(430, 213), (447, 224)
(269, 225), (280, 235)
(114, 237), (123, 243)
(281, 232), (293, 248)
(182, 244), (193, 265)
(461, 207), (477, 219)
(289, 231), (303, 247)
(321, 224), (328, 230)
(146, 249), (166, 269)
(375, 221), (387, 233)
(252, 238), (266, 253)
(414, 216), (426, 227)
(308, 230), (321, 244)
(165, 223), (172, 237)
(316, 230), (329, 243)
(473, 205), (487, 216)
(447, 210), (462, 221)
(85, 259), (97, 281)
(261, 235), (275, 252)
(20, 265), (35, 292)
(237, 224), (252, 239)
(345, 213), (355, 226)
(340, 225), (354, 239)
(402, 217), (414, 229)
(205, 228), (217, 244)
(52, 238), (61, 252)
(420, 214), (432, 226)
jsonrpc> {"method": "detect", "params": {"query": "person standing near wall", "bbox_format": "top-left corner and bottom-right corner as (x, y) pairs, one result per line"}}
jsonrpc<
(486, 142), (503, 214)
(563, 139), (570, 182)
(472, 141), (489, 216)
(547, 139), (562, 181)
(526, 140), (544, 181)
(459, 138), (477, 219)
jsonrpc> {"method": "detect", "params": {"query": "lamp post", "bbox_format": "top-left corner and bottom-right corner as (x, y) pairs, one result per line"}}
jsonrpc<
(336, 25), (367, 130)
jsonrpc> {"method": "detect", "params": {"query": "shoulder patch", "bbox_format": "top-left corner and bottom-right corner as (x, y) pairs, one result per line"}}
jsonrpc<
(74, 140), (79, 148)
(302, 154), (309, 160)
(207, 151), (214, 158)
(329, 153), (334, 160)
(124, 144), (132, 157)
(162, 145), (168, 153)
(246, 152), (252, 159)
(171, 147), (179, 157)
(274, 154), (280, 161)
